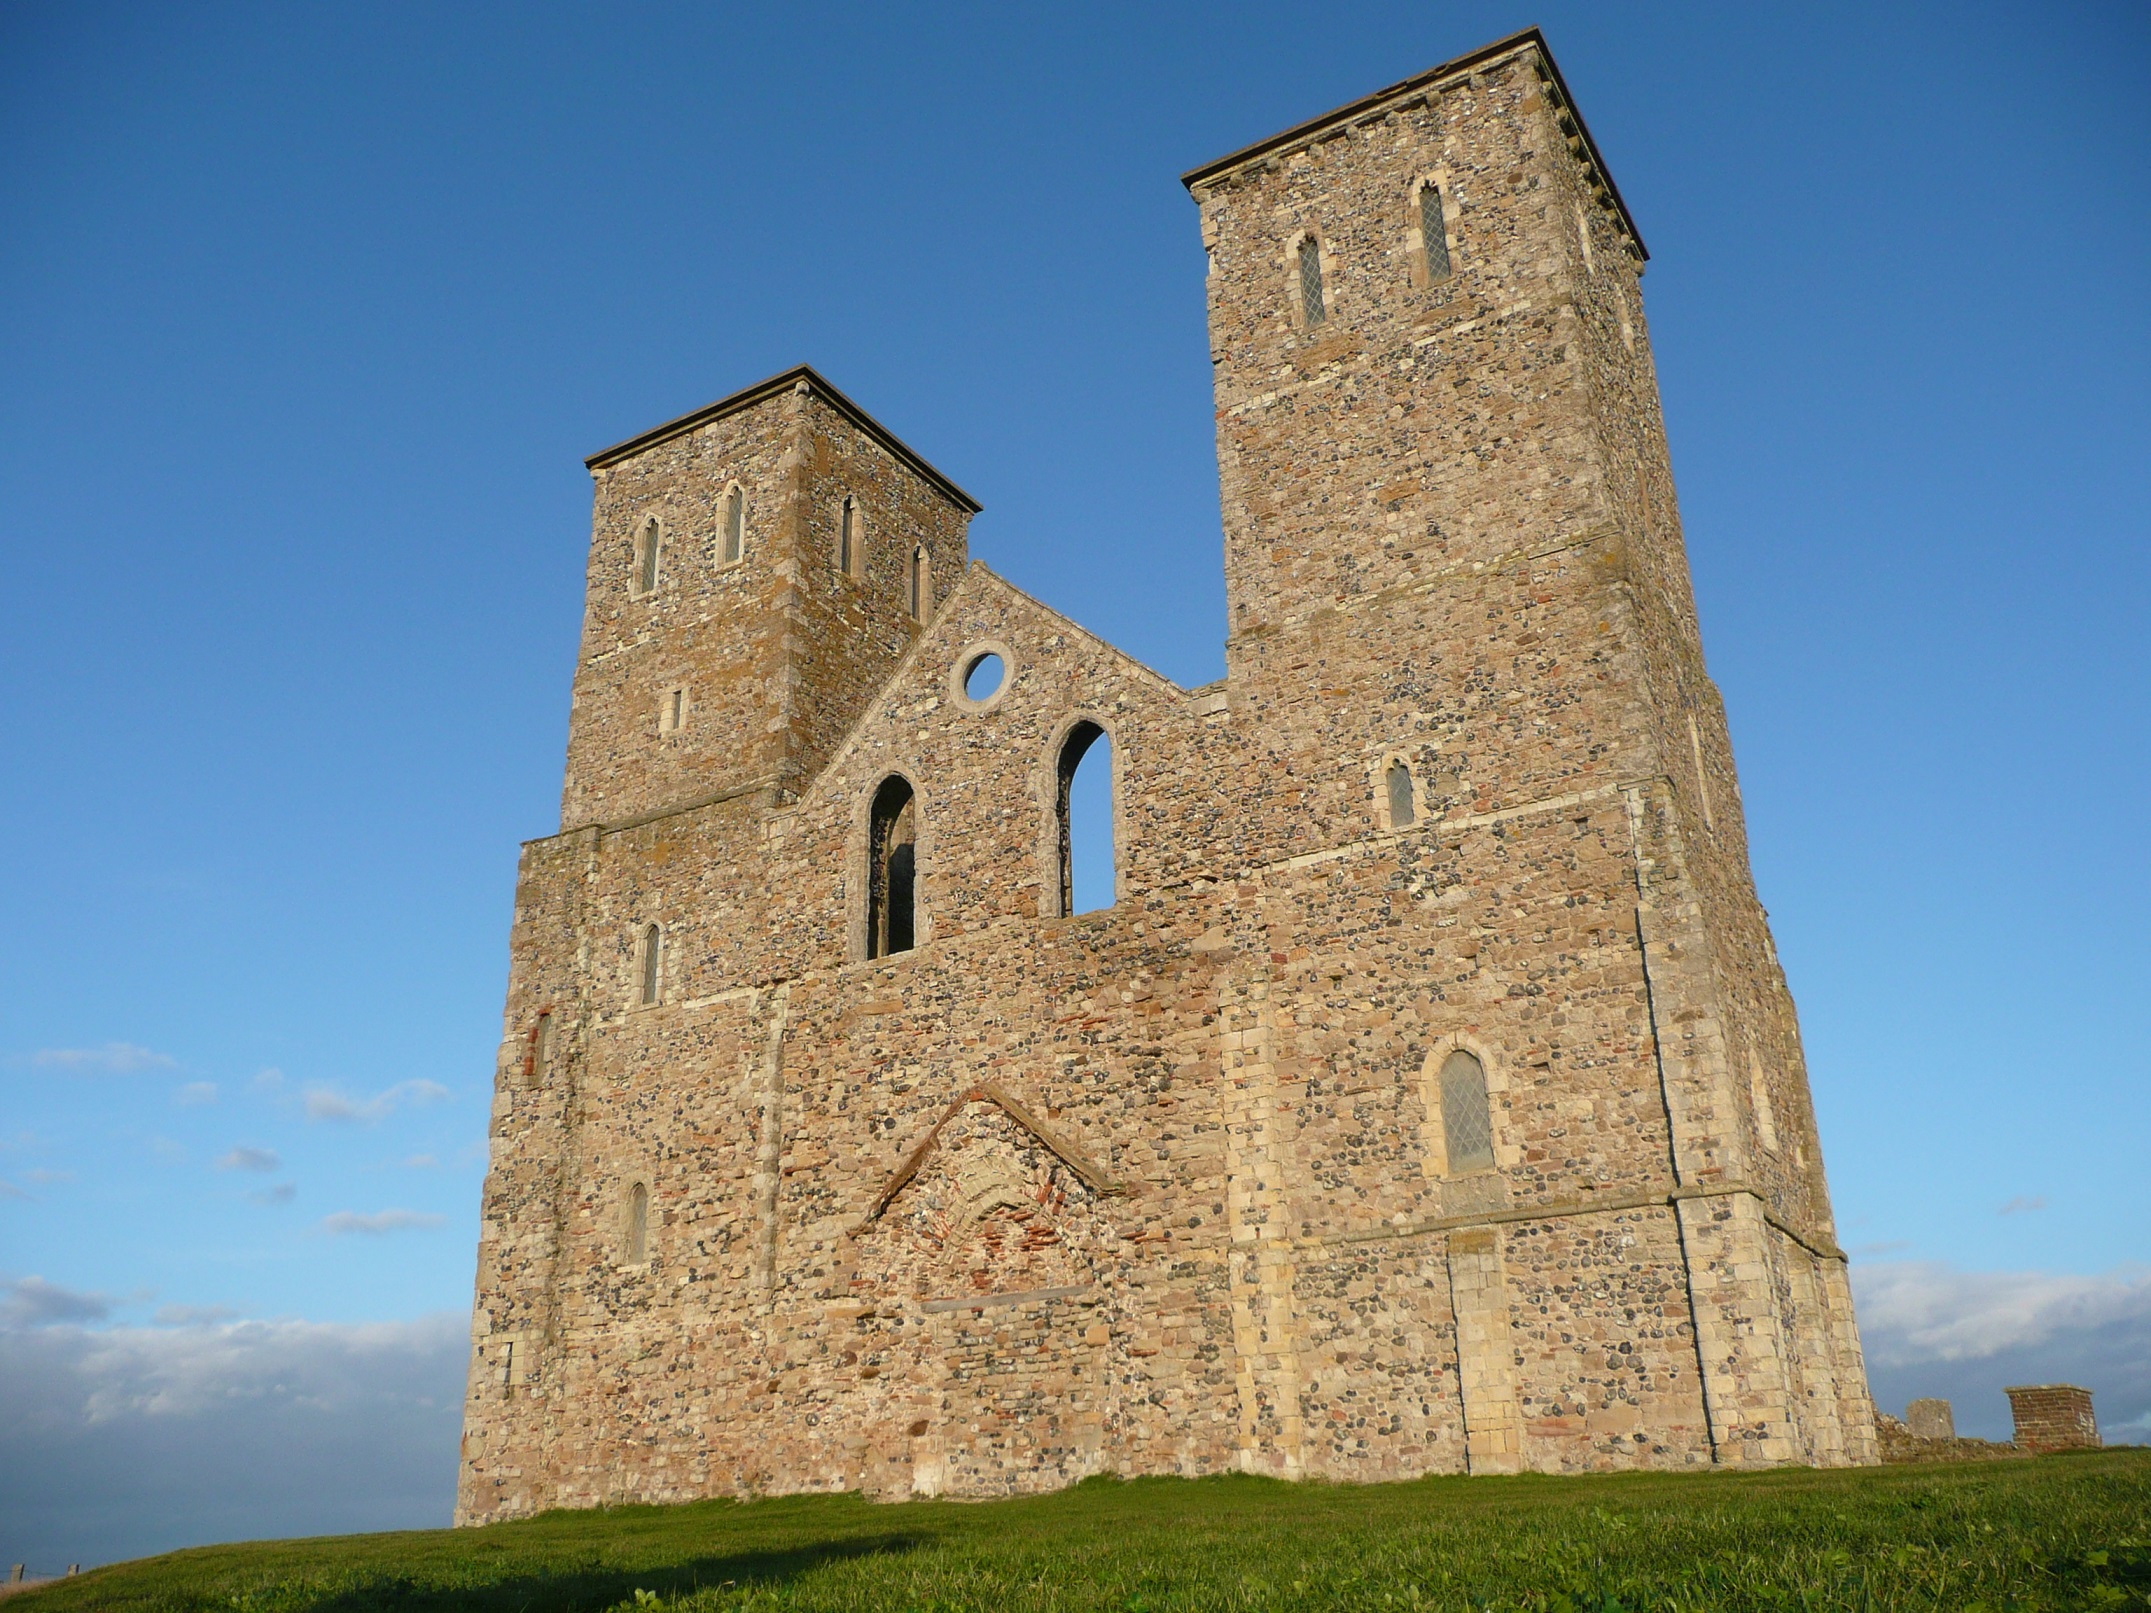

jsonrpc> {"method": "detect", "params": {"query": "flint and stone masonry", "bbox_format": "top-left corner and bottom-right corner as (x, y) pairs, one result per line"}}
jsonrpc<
(456, 28), (1878, 1523)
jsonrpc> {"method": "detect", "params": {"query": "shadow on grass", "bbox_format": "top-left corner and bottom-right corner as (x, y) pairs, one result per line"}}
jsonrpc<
(305, 1532), (927, 1613)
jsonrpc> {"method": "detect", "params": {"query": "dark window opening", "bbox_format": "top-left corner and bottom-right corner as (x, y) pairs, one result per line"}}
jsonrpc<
(1055, 721), (1115, 916)
(1298, 236), (1325, 327)
(909, 546), (929, 619)
(1440, 1049), (1495, 1173)
(838, 496), (859, 577)
(526, 1010), (552, 1089)
(1420, 185), (1452, 282)
(1386, 759), (1416, 828)
(868, 776), (917, 957)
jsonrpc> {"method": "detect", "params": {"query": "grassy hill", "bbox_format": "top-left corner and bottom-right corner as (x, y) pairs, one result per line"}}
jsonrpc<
(19, 1449), (2149, 1612)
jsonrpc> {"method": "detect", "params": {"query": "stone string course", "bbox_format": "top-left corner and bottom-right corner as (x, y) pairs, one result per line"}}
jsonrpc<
(456, 28), (1878, 1525)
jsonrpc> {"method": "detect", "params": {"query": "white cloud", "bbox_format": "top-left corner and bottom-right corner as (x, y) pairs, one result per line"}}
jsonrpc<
(215, 1146), (280, 1174)
(0, 1311), (465, 1568)
(319, 1209), (445, 1236)
(248, 1184), (297, 1207)
(1999, 1194), (2049, 1215)
(252, 1068), (285, 1092)
(1853, 1259), (2151, 1442)
(174, 1082), (218, 1108)
(30, 1043), (177, 1074)
(405, 1154), (440, 1169)
(25, 1168), (75, 1186)
(1, 1276), (112, 1328)
(302, 1080), (451, 1124)
(0, 1179), (30, 1201)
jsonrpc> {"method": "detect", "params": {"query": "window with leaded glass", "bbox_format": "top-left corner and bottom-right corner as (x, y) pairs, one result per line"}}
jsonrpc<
(1420, 184), (1452, 283)
(1298, 236), (1325, 327)
(1440, 1049), (1495, 1173)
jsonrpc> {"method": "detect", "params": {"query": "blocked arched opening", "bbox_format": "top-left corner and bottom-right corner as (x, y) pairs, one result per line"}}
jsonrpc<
(868, 776), (918, 957)
(1055, 721), (1114, 917)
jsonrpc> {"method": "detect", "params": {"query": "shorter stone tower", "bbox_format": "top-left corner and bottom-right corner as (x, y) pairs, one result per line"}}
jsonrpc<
(457, 29), (1875, 1524)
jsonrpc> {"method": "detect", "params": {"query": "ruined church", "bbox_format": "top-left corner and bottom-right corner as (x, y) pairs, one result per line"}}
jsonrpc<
(456, 28), (1878, 1523)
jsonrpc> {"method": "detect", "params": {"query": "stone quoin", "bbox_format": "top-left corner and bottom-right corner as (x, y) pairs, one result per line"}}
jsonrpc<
(456, 27), (1879, 1523)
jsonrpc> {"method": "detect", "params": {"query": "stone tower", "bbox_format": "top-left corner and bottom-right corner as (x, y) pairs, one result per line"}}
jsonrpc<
(457, 28), (1874, 1525)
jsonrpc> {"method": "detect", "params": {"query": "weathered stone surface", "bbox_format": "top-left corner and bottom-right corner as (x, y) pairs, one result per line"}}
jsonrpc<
(456, 29), (1877, 1526)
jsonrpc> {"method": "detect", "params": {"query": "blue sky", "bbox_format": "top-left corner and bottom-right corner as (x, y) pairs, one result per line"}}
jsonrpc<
(2, 0), (2146, 1571)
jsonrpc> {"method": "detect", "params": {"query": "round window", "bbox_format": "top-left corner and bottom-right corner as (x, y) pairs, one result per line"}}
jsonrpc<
(962, 653), (1005, 702)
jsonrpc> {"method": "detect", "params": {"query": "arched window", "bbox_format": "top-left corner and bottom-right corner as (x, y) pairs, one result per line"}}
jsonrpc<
(867, 776), (916, 957)
(639, 923), (662, 1005)
(722, 485), (745, 565)
(908, 546), (930, 620)
(626, 1181), (649, 1263)
(1439, 1049), (1495, 1174)
(1054, 721), (1114, 916)
(635, 515), (662, 594)
(526, 1010), (552, 1090)
(1385, 759), (1416, 829)
(1297, 236), (1326, 327)
(1419, 183), (1452, 283)
(838, 495), (861, 578)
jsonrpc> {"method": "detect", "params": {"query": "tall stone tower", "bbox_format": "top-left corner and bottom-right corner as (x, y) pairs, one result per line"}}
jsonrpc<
(457, 29), (1873, 1525)
(1182, 27), (1871, 1468)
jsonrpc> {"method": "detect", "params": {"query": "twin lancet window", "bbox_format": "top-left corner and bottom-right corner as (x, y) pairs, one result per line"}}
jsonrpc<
(1293, 182), (1455, 330)
(632, 485), (748, 594)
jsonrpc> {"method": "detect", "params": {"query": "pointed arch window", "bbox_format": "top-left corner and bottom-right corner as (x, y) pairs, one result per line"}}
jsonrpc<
(1297, 236), (1326, 327)
(525, 1010), (553, 1090)
(722, 485), (745, 565)
(1054, 721), (1115, 916)
(1419, 183), (1452, 283)
(635, 515), (662, 594)
(908, 546), (930, 620)
(638, 923), (663, 1005)
(1439, 1049), (1496, 1174)
(1385, 759), (1416, 829)
(838, 495), (862, 578)
(867, 776), (917, 957)
(625, 1181), (649, 1263)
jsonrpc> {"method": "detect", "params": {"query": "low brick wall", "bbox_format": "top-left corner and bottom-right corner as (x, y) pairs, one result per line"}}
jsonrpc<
(2006, 1385), (2101, 1453)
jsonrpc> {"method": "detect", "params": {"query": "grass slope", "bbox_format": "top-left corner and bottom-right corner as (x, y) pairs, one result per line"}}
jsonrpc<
(22, 1451), (2150, 1612)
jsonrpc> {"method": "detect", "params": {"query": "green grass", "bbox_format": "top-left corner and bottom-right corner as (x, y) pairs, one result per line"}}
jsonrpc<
(22, 1450), (2150, 1613)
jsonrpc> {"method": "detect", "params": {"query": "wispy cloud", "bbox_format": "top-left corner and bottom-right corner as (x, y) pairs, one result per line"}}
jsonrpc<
(1999, 1194), (2049, 1215)
(152, 1303), (240, 1327)
(319, 1209), (445, 1236)
(174, 1082), (218, 1108)
(215, 1146), (280, 1174)
(1, 1275), (113, 1328)
(249, 1184), (297, 1207)
(253, 1068), (285, 1092)
(302, 1080), (450, 1124)
(29, 1043), (177, 1074)
(0, 1179), (30, 1202)
(25, 1168), (74, 1186)
(404, 1154), (440, 1170)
